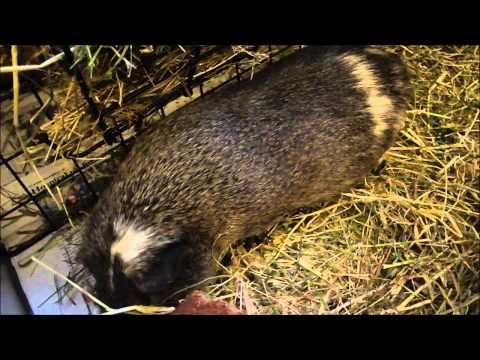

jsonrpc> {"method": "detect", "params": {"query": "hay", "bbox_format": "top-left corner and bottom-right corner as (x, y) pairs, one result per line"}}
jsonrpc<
(204, 45), (480, 315)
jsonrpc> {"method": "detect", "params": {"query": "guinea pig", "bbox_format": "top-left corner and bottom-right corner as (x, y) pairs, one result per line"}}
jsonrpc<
(74, 45), (412, 309)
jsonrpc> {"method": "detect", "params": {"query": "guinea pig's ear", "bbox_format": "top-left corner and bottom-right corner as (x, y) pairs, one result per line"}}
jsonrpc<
(129, 240), (192, 295)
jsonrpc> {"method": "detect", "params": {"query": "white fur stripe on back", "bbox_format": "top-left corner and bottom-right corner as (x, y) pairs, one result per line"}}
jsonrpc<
(339, 54), (394, 138)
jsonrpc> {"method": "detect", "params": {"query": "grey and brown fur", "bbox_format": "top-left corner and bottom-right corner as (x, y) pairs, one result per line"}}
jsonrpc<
(74, 46), (412, 308)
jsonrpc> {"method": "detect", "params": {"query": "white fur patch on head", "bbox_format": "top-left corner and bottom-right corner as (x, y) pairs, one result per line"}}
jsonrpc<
(110, 221), (155, 265)
(110, 220), (174, 269)
(339, 54), (394, 139)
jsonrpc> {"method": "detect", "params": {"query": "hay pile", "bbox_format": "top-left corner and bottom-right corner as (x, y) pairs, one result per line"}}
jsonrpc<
(205, 45), (480, 315)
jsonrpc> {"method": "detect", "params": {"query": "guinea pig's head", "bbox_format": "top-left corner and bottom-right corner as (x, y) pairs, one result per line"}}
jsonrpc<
(75, 217), (211, 309)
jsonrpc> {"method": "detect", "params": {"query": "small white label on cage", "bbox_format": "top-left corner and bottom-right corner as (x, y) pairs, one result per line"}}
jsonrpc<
(1, 159), (74, 208)
(1, 152), (109, 250)
(1, 148), (113, 215)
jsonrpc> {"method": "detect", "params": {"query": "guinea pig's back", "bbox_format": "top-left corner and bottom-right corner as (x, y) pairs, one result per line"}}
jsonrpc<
(117, 46), (411, 212)
(192, 46), (411, 193)
(166, 45), (411, 151)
